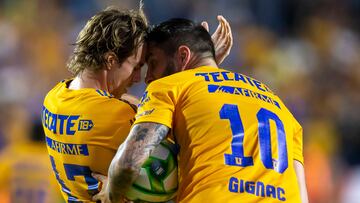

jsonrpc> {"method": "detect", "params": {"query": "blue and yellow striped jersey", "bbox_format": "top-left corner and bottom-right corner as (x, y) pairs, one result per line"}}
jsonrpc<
(42, 79), (136, 202)
(135, 66), (304, 203)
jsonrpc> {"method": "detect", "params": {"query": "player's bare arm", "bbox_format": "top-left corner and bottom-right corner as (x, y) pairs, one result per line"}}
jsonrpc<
(294, 160), (309, 203)
(96, 123), (169, 203)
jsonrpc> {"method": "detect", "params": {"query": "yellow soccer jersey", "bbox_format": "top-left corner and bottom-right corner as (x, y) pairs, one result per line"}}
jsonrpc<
(42, 79), (136, 202)
(0, 143), (63, 203)
(135, 66), (304, 203)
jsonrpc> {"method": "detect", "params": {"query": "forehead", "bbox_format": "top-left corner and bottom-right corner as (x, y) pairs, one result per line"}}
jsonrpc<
(146, 43), (166, 60)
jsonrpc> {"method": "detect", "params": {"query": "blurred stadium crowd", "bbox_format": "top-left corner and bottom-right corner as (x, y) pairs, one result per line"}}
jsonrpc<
(0, 0), (359, 202)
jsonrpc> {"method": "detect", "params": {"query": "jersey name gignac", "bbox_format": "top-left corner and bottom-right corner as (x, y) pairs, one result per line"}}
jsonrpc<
(42, 79), (135, 202)
(135, 66), (304, 203)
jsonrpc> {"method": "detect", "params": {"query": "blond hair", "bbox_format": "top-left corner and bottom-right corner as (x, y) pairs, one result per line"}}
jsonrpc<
(67, 7), (148, 75)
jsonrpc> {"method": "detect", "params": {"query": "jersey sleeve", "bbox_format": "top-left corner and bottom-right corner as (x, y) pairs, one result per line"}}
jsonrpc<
(109, 100), (137, 143)
(91, 99), (136, 151)
(134, 80), (178, 128)
(293, 120), (304, 165)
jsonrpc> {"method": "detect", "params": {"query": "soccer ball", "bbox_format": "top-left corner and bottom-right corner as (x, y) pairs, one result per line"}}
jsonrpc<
(124, 140), (178, 202)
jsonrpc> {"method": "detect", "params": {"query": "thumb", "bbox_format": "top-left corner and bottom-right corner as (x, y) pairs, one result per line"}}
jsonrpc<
(201, 21), (209, 32)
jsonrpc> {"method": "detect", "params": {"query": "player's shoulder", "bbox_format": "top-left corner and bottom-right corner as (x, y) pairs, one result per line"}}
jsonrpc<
(45, 79), (136, 114)
(92, 95), (137, 128)
(93, 91), (137, 114)
(44, 79), (68, 100)
(164, 66), (216, 80)
(147, 66), (215, 89)
(115, 98), (137, 113)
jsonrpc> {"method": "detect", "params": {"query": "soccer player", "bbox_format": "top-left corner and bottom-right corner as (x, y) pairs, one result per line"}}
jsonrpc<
(42, 6), (232, 203)
(100, 19), (309, 203)
(42, 7), (148, 202)
(0, 105), (62, 203)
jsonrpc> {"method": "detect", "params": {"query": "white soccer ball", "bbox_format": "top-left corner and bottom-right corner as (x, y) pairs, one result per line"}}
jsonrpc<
(125, 140), (178, 202)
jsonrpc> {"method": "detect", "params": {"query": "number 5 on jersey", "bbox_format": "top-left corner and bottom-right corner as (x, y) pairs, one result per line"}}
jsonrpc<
(220, 104), (288, 173)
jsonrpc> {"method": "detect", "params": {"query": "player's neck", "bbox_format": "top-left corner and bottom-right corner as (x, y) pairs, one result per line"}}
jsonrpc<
(69, 69), (108, 91)
(185, 56), (218, 70)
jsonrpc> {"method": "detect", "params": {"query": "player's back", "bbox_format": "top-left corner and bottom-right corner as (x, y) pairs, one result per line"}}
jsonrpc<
(140, 66), (303, 202)
(42, 79), (135, 202)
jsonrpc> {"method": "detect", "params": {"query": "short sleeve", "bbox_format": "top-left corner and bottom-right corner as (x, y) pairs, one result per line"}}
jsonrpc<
(293, 120), (304, 165)
(134, 80), (177, 128)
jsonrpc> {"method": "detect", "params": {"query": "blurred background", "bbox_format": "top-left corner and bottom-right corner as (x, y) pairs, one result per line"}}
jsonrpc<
(0, 0), (359, 202)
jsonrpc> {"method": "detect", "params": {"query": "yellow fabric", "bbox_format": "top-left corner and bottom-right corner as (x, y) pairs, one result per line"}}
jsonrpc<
(135, 66), (303, 203)
(42, 79), (135, 202)
(0, 143), (63, 203)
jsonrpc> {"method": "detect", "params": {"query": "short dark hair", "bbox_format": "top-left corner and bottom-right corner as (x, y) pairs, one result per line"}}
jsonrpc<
(146, 18), (215, 59)
(67, 7), (148, 75)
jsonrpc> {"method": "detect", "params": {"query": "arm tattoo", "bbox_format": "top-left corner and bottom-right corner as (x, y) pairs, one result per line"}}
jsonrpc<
(107, 123), (169, 202)
(134, 127), (148, 141)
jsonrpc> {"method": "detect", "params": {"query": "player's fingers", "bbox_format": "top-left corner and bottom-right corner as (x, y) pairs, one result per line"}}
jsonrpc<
(223, 17), (233, 47)
(201, 21), (209, 32)
(218, 15), (226, 38)
(221, 35), (231, 56)
(216, 16), (228, 46)
(212, 16), (222, 40)
(92, 172), (107, 182)
(218, 16), (233, 55)
(227, 33), (233, 50)
(221, 16), (230, 35)
(223, 32), (231, 47)
(217, 15), (225, 33)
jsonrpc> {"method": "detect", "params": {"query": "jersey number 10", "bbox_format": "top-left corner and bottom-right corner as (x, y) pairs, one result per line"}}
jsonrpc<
(220, 104), (288, 173)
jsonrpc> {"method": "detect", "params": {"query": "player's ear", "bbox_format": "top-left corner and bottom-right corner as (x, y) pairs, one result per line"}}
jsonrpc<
(176, 45), (191, 71)
(104, 52), (118, 70)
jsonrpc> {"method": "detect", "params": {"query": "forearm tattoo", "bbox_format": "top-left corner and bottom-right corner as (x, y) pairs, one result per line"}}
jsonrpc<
(108, 123), (169, 202)
(126, 123), (169, 167)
